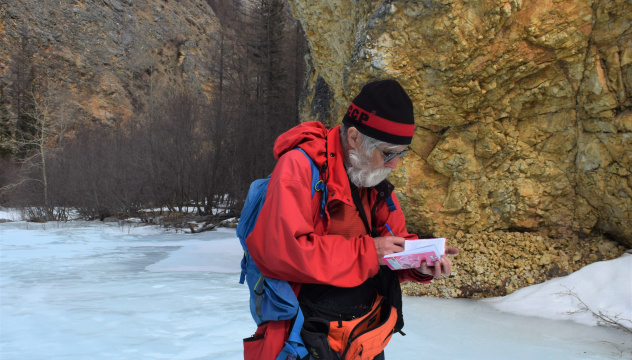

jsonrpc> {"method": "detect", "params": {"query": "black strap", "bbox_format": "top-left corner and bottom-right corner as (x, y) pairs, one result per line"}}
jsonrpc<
(350, 184), (406, 335)
(350, 185), (378, 237)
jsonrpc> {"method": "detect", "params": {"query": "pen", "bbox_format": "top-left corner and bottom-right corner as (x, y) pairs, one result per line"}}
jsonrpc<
(385, 223), (395, 236)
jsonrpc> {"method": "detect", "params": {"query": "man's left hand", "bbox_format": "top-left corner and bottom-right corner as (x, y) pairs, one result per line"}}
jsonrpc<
(415, 247), (459, 279)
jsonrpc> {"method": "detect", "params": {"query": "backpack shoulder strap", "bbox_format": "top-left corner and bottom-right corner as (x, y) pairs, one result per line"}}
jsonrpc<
(275, 308), (308, 360)
(295, 148), (328, 217)
(294, 147), (319, 198)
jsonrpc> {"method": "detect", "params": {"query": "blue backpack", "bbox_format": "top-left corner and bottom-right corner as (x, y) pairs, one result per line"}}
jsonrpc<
(238, 148), (325, 360)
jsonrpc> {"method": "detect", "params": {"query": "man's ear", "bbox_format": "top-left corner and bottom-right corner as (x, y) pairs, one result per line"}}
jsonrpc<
(347, 127), (361, 150)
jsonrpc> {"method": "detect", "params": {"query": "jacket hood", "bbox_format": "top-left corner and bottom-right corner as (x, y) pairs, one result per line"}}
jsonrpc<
(273, 121), (329, 166)
(272, 121), (397, 225)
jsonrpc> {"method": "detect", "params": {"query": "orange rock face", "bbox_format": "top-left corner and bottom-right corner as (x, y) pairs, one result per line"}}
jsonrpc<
(289, 0), (632, 248)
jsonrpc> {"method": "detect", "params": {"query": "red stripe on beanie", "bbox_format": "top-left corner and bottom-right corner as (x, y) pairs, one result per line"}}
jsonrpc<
(346, 102), (415, 138)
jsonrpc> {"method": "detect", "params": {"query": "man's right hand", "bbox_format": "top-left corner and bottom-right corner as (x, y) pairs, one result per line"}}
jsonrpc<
(374, 236), (405, 265)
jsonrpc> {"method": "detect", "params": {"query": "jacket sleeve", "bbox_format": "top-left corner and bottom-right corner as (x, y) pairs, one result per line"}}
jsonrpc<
(374, 193), (434, 284)
(245, 151), (381, 288)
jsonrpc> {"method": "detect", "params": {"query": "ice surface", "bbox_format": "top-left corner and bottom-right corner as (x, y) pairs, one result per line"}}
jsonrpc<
(1, 219), (630, 360)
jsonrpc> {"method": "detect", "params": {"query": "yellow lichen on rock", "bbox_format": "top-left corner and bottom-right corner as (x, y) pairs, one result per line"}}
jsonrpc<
(288, 0), (632, 247)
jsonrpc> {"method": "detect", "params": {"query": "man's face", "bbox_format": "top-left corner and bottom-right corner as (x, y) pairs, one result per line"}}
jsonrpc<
(347, 140), (406, 188)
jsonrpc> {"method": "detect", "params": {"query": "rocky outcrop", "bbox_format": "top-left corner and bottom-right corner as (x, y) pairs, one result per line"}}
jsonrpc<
(0, 0), (219, 124)
(288, 0), (632, 250)
(402, 231), (626, 298)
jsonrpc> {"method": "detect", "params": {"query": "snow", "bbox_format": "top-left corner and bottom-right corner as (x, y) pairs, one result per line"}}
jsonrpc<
(1, 211), (630, 360)
(483, 255), (631, 327)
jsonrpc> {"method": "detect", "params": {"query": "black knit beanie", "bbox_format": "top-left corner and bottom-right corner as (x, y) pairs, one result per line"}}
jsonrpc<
(342, 79), (415, 145)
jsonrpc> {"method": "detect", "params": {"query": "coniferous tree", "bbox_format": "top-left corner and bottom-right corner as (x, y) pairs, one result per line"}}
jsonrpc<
(7, 25), (38, 157)
(205, 0), (307, 206)
(0, 83), (16, 157)
(241, 0), (304, 177)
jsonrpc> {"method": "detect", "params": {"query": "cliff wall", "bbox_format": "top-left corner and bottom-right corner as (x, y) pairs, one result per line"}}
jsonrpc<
(0, 0), (219, 124)
(289, 0), (631, 245)
(288, 0), (630, 296)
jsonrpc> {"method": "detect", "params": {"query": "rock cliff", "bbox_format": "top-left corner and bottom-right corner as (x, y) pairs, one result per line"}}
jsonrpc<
(288, 0), (632, 250)
(0, 0), (219, 124)
(289, 0), (631, 297)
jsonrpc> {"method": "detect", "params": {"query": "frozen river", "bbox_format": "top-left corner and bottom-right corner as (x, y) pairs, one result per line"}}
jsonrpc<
(1, 219), (629, 360)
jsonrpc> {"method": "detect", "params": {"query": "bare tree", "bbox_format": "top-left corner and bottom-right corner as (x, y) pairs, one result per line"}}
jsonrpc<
(140, 83), (211, 213)
(51, 126), (117, 220)
(558, 286), (632, 335)
(1, 74), (74, 220)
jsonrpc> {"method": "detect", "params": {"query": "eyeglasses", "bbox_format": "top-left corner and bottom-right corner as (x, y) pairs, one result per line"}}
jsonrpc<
(377, 147), (409, 163)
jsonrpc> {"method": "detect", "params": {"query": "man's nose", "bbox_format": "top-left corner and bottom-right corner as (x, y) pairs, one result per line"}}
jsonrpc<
(385, 157), (399, 169)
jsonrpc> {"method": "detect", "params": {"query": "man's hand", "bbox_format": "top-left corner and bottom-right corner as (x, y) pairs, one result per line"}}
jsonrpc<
(414, 247), (459, 279)
(374, 236), (405, 265)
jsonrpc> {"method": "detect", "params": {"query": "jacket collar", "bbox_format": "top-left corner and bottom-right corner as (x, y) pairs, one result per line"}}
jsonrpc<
(324, 126), (353, 206)
(272, 122), (395, 207)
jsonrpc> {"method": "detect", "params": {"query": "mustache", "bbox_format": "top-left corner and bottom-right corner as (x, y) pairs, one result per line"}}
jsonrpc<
(347, 149), (391, 188)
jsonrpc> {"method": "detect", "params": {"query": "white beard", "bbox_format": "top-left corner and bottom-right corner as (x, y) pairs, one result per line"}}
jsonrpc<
(347, 148), (391, 188)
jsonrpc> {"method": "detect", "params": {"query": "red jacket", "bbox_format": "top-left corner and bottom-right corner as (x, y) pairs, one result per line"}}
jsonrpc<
(244, 122), (431, 359)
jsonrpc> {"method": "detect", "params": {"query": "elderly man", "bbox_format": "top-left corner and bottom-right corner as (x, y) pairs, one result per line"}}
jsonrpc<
(245, 79), (458, 360)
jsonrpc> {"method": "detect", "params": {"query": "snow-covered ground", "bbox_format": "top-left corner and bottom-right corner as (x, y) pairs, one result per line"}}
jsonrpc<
(1, 208), (630, 360)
